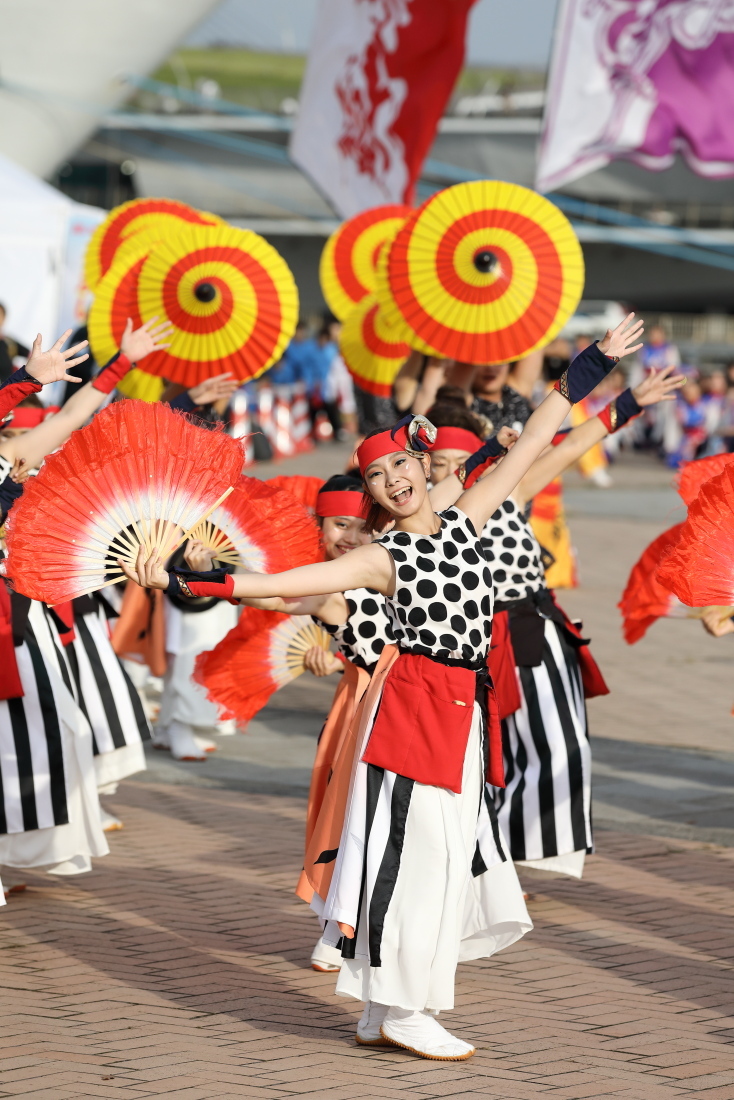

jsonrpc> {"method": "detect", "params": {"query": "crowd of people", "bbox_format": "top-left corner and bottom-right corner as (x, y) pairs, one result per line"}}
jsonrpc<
(0, 297), (729, 1064)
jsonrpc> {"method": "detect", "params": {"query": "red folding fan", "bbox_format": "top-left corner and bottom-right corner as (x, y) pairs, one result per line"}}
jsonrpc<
(5, 402), (245, 604)
(184, 475), (322, 572)
(657, 464), (734, 607)
(195, 606), (333, 725)
(675, 453), (734, 507)
(619, 524), (687, 643)
(265, 475), (325, 515)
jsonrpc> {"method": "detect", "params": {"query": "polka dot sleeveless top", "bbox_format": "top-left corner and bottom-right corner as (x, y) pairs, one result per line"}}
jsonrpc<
(319, 588), (395, 674)
(481, 497), (544, 602)
(378, 507), (493, 666)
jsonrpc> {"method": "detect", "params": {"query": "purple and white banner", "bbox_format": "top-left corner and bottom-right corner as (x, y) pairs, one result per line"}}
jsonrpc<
(537, 0), (734, 193)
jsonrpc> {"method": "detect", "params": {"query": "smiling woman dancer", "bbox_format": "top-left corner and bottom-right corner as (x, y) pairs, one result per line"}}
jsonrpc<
(120, 316), (644, 1063)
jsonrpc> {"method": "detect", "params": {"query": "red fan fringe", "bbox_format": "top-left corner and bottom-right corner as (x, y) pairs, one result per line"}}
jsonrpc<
(618, 523), (684, 644)
(657, 464), (734, 606)
(194, 606), (287, 724)
(675, 453), (734, 507)
(265, 475), (325, 515)
(226, 476), (323, 571)
(5, 400), (246, 604)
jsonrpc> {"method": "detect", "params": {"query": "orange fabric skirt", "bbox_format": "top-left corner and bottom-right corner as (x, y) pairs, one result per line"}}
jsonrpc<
(296, 645), (398, 905)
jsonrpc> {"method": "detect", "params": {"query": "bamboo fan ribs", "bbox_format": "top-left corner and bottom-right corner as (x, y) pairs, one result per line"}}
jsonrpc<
(5, 401), (245, 605)
(184, 475), (323, 573)
(195, 608), (333, 725)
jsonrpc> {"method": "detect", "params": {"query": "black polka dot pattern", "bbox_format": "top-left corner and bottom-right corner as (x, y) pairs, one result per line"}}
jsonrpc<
(318, 588), (395, 672)
(378, 508), (493, 664)
(481, 498), (544, 602)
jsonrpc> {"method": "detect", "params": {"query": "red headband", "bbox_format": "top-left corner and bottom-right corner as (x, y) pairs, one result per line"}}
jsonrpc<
(4, 405), (58, 429)
(316, 490), (365, 519)
(431, 426), (482, 454)
(356, 416), (436, 477)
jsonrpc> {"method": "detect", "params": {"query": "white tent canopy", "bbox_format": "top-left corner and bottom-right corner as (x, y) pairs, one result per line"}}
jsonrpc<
(0, 154), (104, 361)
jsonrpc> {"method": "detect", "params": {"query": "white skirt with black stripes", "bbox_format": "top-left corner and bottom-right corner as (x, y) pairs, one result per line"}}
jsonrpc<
(493, 618), (592, 878)
(0, 602), (108, 873)
(318, 696), (532, 1013)
(68, 608), (149, 785)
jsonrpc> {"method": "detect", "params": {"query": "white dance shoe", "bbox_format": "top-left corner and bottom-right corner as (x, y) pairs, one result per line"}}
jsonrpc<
(151, 725), (171, 751)
(100, 808), (123, 832)
(168, 721), (208, 762)
(355, 1001), (390, 1045)
(380, 1007), (476, 1060)
(215, 719), (237, 736)
(310, 936), (342, 973)
(193, 734), (217, 753)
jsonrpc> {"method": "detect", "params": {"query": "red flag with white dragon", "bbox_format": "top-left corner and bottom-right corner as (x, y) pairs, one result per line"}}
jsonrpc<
(290, 0), (478, 218)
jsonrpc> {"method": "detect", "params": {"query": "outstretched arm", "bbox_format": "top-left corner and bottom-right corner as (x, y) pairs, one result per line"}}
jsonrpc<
(456, 314), (644, 532)
(512, 364), (685, 508)
(120, 540), (394, 600)
(182, 539), (348, 620)
(0, 318), (172, 468)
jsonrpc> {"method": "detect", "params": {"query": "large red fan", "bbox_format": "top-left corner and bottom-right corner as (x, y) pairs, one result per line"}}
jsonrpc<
(657, 464), (734, 606)
(185, 474), (323, 572)
(5, 402), (245, 604)
(265, 475), (325, 515)
(619, 524), (686, 643)
(675, 453), (734, 506)
(195, 607), (333, 725)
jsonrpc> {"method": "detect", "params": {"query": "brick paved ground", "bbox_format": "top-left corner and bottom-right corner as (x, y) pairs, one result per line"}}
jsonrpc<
(2, 786), (734, 1099)
(2, 451), (734, 1099)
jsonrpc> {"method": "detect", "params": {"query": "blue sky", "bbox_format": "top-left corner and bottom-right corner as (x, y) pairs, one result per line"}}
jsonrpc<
(185, 0), (560, 69)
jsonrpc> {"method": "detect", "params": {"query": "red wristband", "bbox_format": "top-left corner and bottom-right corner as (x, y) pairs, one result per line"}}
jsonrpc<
(177, 573), (236, 600)
(0, 378), (42, 422)
(92, 352), (132, 395)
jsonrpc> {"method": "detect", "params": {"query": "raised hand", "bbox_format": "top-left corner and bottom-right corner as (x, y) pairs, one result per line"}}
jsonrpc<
(118, 545), (169, 590)
(632, 364), (685, 408)
(598, 313), (645, 360)
(119, 317), (174, 364)
(25, 330), (89, 385)
(188, 372), (239, 407)
(183, 538), (217, 572)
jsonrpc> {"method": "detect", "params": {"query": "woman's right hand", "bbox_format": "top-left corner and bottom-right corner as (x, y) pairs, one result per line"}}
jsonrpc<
(118, 546), (169, 590)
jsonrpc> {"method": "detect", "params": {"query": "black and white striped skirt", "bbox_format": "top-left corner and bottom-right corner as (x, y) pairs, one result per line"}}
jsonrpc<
(317, 692), (532, 1013)
(66, 606), (149, 786)
(0, 602), (108, 872)
(493, 618), (592, 877)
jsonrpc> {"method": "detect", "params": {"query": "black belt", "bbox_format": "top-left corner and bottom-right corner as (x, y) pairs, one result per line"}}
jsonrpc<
(494, 589), (581, 667)
(396, 644), (486, 674)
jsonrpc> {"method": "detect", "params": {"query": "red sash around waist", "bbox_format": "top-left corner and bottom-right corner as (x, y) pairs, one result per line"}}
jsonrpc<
(0, 582), (23, 700)
(361, 651), (505, 793)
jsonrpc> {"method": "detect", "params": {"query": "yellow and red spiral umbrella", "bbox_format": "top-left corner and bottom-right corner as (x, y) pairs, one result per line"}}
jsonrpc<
(134, 224), (299, 388)
(84, 198), (221, 293)
(87, 239), (166, 402)
(380, 180), (585, 364)
(320, 203), (412, 321)
(374, 238), (441, 357)
(340, 293), (412, 397)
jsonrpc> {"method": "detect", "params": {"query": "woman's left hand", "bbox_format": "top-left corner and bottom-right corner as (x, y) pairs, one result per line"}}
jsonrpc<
(632, 364), (686, 407)
(118, 546), (169, 589)
(184, 538), (217, 571)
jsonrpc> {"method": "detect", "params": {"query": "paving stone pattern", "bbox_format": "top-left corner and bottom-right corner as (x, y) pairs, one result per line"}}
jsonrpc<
(1, 783), (734, 1100)
(3, 451), (734, 1098)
